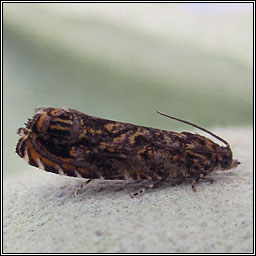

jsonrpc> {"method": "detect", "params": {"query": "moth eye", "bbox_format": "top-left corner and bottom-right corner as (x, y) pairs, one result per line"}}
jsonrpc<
(220, 158), (232, 169)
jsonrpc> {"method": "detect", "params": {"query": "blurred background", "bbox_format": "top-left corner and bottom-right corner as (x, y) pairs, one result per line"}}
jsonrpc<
(3, 3), (253, 178)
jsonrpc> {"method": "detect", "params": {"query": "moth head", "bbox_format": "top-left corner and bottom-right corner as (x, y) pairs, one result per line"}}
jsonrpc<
(217, 146), (240, 171)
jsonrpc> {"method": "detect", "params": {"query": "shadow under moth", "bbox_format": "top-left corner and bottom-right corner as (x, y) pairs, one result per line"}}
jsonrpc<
(16, 108), (240, 197)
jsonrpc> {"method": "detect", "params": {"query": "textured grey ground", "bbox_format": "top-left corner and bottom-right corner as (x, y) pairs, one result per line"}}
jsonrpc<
(3, 127), (253, 253)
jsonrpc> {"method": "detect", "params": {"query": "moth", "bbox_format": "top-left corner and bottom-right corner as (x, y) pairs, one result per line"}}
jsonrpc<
(16, 108), (240, 196)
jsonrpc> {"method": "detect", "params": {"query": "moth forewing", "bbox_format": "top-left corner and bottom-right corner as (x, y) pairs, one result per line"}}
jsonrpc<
(16, 108), (240, 196)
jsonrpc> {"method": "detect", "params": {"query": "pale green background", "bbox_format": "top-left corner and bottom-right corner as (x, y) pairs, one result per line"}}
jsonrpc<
(3, 3), (253, 178)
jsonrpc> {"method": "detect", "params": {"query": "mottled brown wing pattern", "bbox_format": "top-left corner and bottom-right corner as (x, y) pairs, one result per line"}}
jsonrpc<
(16, 108), (240, 191)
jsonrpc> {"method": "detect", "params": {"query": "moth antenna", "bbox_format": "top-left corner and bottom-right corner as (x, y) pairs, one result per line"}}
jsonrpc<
(156, 111), (230, 147)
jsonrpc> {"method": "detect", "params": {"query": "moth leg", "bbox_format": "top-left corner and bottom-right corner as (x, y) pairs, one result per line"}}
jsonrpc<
(198, 172), (215, 184)
(130, 183), (154, 198)
(200, 176), (214, 184)
(191, 173), (214, 192)
(130, 178), (167, 198)
(191, 179), (198, 192)
(74, 179), (93, 196)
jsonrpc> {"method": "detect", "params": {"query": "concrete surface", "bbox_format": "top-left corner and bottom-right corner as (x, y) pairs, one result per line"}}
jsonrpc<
(3, 127), (253, 253)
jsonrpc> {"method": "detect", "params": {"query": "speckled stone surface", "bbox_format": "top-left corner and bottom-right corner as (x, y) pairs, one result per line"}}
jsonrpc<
(3, 128), (253, 253)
